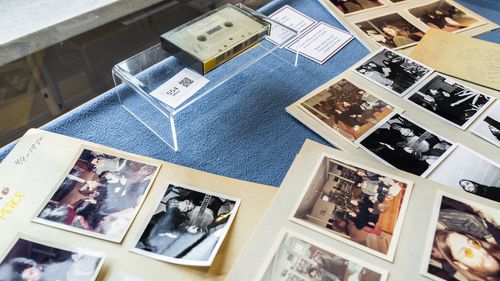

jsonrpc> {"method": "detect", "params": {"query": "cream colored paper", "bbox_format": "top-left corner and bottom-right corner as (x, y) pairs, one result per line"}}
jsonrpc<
(0, 129), (276, 281)
(226, 139), (500, 281)
(410, 29), (500, 91)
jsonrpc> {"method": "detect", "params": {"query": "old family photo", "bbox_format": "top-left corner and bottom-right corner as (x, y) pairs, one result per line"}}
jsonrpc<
(259, 231), (386, 281)
(422, 193), (500, 281)
(354, 49), (432, 96)
(406, 73), (494, 130)
(0, 237), (103, 281)
(131, 184), (240, 266)
(359, 114), (454, 177)
(33, 148), (159, 242)
(291, 155), (412, 260)
(300, 78), (396, 143)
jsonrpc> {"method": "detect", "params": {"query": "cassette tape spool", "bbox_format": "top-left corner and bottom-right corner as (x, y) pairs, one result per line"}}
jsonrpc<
(160, 4), (271, 74)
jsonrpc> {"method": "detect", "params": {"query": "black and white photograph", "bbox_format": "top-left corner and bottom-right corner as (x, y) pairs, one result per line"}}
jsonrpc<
(354, 48), (432, 96)
(0, 237), (104, 281)
(290, 154), (413, 260)
(131, 183), (240, 266)
(359, 114), (455, 177)
(471, 101), (500, 148)
(409, 0), (483, 33)
(355, 13), (426, 49)
(33, 147), (160, 243)
(428, 145), (500, 203)
(257, 230), (387, 281)
(406, 73), (495, 130)
(329, 0), (384, 15)
(421, 192), (500, 281)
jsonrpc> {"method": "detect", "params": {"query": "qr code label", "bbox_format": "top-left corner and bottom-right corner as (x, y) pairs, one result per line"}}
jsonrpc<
(178, 77), (194, 88)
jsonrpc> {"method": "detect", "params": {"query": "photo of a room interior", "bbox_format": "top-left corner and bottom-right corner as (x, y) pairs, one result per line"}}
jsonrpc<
(292, 156), (410, 258)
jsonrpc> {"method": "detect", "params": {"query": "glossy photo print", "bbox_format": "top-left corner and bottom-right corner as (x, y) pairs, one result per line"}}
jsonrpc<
(354, 48), (432, 96)
(299, 78), (396, 144)
(131, 183), (240, 266)
(290, 154), (413, 261)
(33, 147), (160, 242)
(422, 193), (500, 281)
(406, 73), (494, 130)
(0, 237), (104, 281)
(471, 101), (500, 148)
(359, 114), (455, 177)
(257, 230), (387, 281)
(329, 0), (384, 15)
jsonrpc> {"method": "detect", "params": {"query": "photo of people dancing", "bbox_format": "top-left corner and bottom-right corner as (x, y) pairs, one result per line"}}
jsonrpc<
(427, 196), (500, 281)
(356, 49), (431, 95)
(360, 114), (453, 176)
(135, 184), (238, 263)
(301, 78), (394, 141)
(37, 149), (158, 240)
(0, 238), (102, 281)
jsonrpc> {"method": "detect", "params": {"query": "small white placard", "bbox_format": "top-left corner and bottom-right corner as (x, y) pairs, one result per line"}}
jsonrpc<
(287, 22), (353, 64)
(150, 68), (209, 109)
(267, 5), (317, 46)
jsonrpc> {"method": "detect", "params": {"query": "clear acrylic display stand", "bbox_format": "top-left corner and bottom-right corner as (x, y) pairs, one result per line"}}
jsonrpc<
(112, 4), (301, 151)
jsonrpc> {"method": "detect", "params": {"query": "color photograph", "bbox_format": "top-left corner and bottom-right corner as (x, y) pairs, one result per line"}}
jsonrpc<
(258, 230), (387, 281)
(359, 114), (455, 177)
(406, 73), (494, 130)
(355, 13), (425, 49)
(428, 145), (500, 203)
(300, 78), (396, 144)
(354, 48), (432, 96)
(409, 0), (483, 33)
(422, 193), (500, 281)
(0, 237), (103, 281)
(290, 154), (413, 261)
(33, 148), (160, 242)
(131, 183), (240, 266)
(329, 0), (384, 15)
(471, 101), (500, 148)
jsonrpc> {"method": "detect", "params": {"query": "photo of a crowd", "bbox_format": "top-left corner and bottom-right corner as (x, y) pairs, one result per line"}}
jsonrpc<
(424, 194), (500, 281)
(407, 73), (494, 130)
(359, 114), (454, 177)
(355, 49), (432, 96)
(0, 238), (103, 281)
(355, 13), (425, 49)
(132, 184), (240, 266)
(300, 78), (396, 143)
(409, 0), (482, 32)
(329, 0), (383, 15)
(260, 232), (385, 281)
(292, 156), (412, 259)
(34, 148), (159, 242)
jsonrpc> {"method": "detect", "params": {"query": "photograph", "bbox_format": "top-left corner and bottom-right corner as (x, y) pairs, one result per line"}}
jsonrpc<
(406, 73), (495, 130)
(422, 193), (500, 281)
(329, 0), (384, 15)
(359, 114), (455, 177)
(354, 48), (432, 96)
(428, 145), (500, 203)
(33, 147), (160, 242)
(355, 13), (426, 49)
(257, 230), (387, 281)
(409, 0), (483, 33)
(290, 154), (413, 261)
(0, 236), (103, 281)
(299, 78), (397, 144)
(131, 183), (240, 266)
(471, 101), (500, 148)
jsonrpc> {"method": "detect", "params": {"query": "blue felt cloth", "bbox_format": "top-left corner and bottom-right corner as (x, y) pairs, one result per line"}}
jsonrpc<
(0, 0), (498, 187)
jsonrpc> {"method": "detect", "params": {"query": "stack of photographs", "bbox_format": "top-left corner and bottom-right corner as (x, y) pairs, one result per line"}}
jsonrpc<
(422, 192), (500, 281)
(318, 0), (496, 50)
(288, 47), (499, 203)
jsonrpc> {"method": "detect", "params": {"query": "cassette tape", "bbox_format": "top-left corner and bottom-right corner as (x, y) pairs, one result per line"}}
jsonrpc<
(160, 4), (271, 74)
